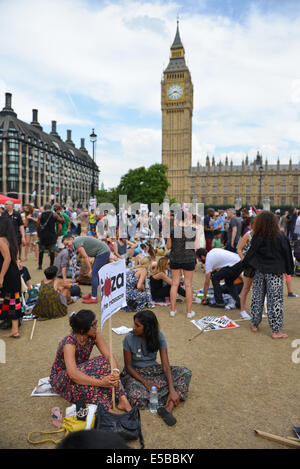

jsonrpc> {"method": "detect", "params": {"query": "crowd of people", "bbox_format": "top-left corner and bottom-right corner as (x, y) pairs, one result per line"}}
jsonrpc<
(0, 198), (299, 442)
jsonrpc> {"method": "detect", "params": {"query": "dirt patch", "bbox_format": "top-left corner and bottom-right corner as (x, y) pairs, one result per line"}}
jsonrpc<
(1, 258), (300, 449)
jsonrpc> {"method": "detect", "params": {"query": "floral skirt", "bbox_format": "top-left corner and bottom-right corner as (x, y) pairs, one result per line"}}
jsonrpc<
(50, 356), (126, 410)
(120, 364), (192, 409)
(0, 292), (23, 321)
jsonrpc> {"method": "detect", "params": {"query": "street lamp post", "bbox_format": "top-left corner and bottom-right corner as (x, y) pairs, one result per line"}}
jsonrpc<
(256, 151), (264, 208)
(258, 164), (264, 208)
(90, 128), (97, 198)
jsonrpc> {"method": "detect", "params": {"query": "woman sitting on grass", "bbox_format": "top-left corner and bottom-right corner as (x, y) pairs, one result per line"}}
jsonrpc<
(122, 256), (154, 312)
(150, 257), (186, 303)
(31, 266), (69, 320)
(50, 309), (132, 412)
(120, 310), (192, 426)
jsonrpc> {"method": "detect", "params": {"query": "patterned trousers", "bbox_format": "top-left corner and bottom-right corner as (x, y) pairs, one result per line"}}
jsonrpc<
(251, 271), (284, 333)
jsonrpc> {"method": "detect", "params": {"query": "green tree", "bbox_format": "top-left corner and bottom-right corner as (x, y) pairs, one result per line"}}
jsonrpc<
(116, 164), (169, 205)
(95, 187), (119, 207)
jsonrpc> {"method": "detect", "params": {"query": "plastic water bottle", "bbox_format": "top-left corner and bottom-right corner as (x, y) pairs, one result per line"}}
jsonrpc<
(149, 386), (158, 413)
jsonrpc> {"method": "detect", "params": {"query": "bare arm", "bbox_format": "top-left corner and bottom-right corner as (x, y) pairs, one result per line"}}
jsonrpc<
(123, 349), (154, 391)
(152, 272), (172, 286)
(166, 237), (172, 250)
(76, 246), (92, 275)
(231, 226), (237, 247)
(0, 238), (11, 288)
(19, 224), (26, 244)
(136, 268), (147, 290)
(201, 272), (211, 302)
(53, 212), (65, 224)
(237, 232), (250, 260)
(63, 343), (118, 387)
(159, 348), (179, 405)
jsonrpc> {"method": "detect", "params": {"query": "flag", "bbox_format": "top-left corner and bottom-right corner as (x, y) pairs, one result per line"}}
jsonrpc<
(251, 205), (258, 215)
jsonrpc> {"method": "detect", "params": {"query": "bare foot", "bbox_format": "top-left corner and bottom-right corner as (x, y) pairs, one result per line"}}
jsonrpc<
(117, 396), (132, 412)
(108, 408), (123, 414)
(251, 326), (259, 333)
(4, 332), (20, 338)
(272, 331), (288, 339)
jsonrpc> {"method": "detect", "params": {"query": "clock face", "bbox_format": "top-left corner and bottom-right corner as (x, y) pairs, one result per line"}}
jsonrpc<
(167, 84), (183, 100)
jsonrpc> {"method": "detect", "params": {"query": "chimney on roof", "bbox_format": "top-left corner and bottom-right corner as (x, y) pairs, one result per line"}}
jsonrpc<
(0, 92), (17, 117)
(5, 93), (12, 110)
(31, 109), (43, 130)
(50, 120), (60, 139)
(66, 129), (75, 147)
(80, 138), (88, 152)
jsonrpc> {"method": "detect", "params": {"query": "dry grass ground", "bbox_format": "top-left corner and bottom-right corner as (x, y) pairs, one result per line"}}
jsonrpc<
(1, 255), (300, 450)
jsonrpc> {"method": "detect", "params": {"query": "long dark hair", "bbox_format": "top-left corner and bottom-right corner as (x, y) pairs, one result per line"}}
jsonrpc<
(134, 310), (160, 353)
(0, 216), (18, 262)
(252, 211), (280, 241)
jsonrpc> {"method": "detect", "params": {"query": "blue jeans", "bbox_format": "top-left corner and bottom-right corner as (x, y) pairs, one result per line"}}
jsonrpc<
(92, 251), (111, 297)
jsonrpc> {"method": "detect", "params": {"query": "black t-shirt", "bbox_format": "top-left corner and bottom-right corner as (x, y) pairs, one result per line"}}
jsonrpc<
(2, 210), (23, 243)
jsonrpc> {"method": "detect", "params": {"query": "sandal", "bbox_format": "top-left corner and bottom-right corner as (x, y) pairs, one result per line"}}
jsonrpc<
(157, 407), (177, 426)
(51, 407), (63, 428)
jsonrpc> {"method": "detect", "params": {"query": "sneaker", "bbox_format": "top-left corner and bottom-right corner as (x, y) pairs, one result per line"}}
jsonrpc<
(83, 293), (92, 300)
(82, 297), (98, 304)
(213, 303), (225, 308)
(187, 311), (195, 319)
(288, 292), (299, 298)
(241, 310), (251, 320)
(170, 310), (176, 317)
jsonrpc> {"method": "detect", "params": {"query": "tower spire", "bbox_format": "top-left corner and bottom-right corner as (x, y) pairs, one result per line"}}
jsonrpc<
(171, 18), (184, 50)
(165, 20), (187, 72)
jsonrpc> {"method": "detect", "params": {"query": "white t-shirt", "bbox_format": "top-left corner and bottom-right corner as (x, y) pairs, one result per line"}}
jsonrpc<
(205, 248), (240, 274)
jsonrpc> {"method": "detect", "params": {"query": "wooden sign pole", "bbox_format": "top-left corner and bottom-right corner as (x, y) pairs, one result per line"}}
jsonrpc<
(108, 316), (116, 410)
(189, 322), (214, 341)
(254, 429), (300, 448)
(30, 319), (37, 341)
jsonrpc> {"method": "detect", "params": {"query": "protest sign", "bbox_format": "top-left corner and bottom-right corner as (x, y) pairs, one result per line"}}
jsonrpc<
(191, 315), (239, 332)
(89, 198), (97, 210)
(98, 259), (127, 408)
(99, 259), (127, 330)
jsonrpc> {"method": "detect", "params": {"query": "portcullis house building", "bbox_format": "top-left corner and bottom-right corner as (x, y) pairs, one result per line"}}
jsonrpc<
(0, 92), (99, 208)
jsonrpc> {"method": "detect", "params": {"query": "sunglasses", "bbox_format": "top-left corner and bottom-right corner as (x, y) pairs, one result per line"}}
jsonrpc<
(90, 320), (98, 328)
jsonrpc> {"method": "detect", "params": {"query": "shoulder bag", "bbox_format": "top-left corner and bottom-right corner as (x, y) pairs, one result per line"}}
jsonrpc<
(94, 404), (144, 449)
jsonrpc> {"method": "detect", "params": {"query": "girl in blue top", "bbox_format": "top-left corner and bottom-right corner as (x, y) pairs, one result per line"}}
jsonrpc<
(120, 310), (192, 426)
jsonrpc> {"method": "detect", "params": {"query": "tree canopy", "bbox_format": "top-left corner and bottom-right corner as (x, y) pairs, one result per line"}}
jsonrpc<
(116, 164), (170, 205)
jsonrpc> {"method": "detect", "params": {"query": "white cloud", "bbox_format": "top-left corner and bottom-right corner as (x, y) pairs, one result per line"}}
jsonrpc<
(98, 126), (161, 187)
(1, 0), (300, 186)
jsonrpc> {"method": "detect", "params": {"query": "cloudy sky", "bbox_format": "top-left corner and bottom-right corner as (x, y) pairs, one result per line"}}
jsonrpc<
(1, 0), (300, 188)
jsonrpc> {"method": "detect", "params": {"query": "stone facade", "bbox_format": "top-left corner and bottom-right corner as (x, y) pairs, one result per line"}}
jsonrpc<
(162, 23), (300, 208)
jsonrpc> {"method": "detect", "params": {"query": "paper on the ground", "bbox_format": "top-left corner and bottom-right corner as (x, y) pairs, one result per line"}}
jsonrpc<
(191, 315), (239, 332)
(31, 377), (59, 396)
(112, 326), (133, 335)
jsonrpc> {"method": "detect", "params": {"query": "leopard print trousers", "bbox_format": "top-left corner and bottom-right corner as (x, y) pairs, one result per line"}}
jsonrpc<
(251, 271), (284, 333)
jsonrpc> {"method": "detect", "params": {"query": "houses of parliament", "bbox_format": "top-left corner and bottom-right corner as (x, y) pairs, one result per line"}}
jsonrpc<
(161, 22), (300, 208)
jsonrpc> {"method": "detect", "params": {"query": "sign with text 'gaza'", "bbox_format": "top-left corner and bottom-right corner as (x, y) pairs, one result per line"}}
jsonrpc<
(98, 259), (127, 329)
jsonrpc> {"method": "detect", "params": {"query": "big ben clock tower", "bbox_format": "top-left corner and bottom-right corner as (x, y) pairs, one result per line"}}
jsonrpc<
(161, 21), (193, 203)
